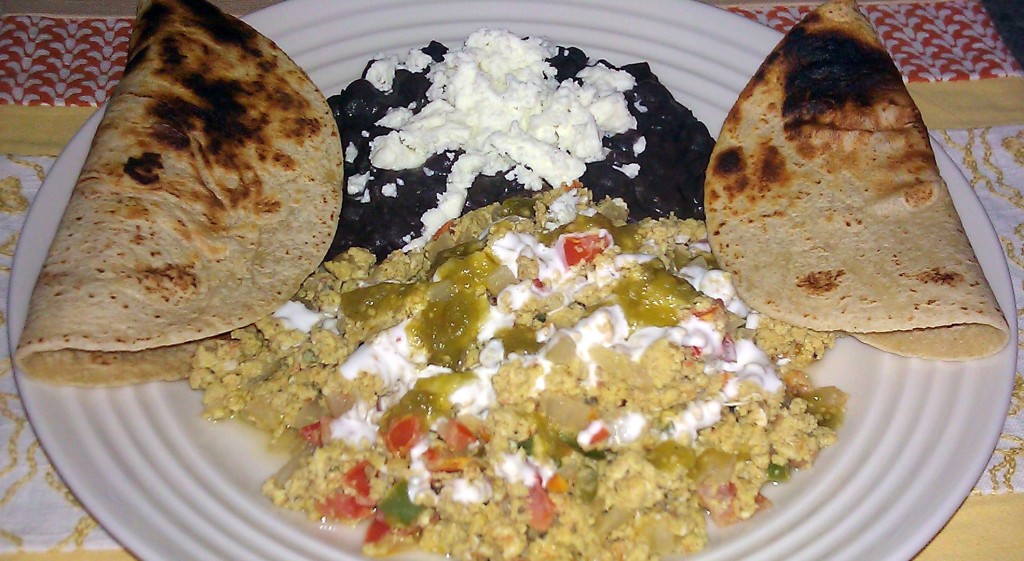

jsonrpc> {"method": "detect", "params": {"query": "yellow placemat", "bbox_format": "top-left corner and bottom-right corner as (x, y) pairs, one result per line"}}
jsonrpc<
(0, 106), (98, 157)
(909, 77), (1024, 130)
(915, 493), (1024, 560)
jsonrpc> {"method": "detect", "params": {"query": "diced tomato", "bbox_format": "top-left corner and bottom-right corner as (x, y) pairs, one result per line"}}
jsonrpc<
(299, 421), (323, 448)
(697, 481), (739, 526)
(528, 481), (557, 531)
(546, 473), (569, 494)
(421, 446), (472, 472)
(384, 415), (424, 456)
(431, 219), (455, 241)
(560, 233), (610, 267)
(343, 461), (373, 499)
(423, 446), (443, 465)
(364, 515), (392, 544)
(317, 492), (374, 521)
(438, 419), (477, 453)
(589, 426), (611, 446)
(532, 278), (546, 290)
(692, 301), (723, 320)
(427, 455), (474, 473)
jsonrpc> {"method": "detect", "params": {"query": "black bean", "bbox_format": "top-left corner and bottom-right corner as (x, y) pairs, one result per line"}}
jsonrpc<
(324, 41), (714, 262)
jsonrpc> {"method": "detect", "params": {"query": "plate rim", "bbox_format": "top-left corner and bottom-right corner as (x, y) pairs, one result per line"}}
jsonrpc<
(7, 1), (1018, 560)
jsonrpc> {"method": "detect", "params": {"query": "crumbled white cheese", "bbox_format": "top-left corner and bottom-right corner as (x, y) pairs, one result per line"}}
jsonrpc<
(377, 106), (414, 129)
(365, 47), (437, 93)
(448, 478), (493, 504)
(633, 136), (647, 155)
(347, 172), (370, 196)
(577, 64), (636, 94)
(610, 412), (647, 445)
(613, 163), (640, 178)
(543, 189), (580, 230)
(366, 55), (400, 92)
(367, 29), (639, 246)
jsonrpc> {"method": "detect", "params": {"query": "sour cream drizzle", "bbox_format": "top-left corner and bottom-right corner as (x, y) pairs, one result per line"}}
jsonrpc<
(329, 211), (785, 456)
(272, 301), (325, 333)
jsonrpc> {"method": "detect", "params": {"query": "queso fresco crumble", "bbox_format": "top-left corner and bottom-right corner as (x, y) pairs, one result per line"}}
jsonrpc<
(189, 187), (845, 560)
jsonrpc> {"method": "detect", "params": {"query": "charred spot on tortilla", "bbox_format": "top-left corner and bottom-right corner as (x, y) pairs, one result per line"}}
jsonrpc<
(151, 123), (190, 150)
(271, 151), (297, 170)
(181, 0), (264, 58)
(780, 26), (904, 129)
(900, 181), (937, 207)
(756, 145), (788, 185)
(911, 268), (963, 287)
(145, 91), (281, 214)
(713, 147), (744, 175)
(711, 147), (750, 198)
(254, 197), (283, 214)
(160, 36), (186, 66)
(133, 0), (171, 43)
(124, 44), (149, 75)
(124, 152), (163, 185)
(287, 116), (322, 139)
(138, 263), (199, 296)
(796, 269), (846, 294)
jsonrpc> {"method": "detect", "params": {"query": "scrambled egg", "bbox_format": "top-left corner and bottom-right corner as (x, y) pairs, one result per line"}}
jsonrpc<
(190, 187), (842, 560)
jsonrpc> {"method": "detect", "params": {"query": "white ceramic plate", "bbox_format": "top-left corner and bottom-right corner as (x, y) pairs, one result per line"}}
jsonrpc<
(9, 1), (1017, 560)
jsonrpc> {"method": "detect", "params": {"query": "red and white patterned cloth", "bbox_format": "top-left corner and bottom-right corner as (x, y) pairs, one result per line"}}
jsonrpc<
(734, 0), (1023, 81)
(1, 0), (1021, 107)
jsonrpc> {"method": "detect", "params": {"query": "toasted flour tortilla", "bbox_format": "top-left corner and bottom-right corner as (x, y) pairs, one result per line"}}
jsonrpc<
(15, 0), (343, 385)
(704, 0), (1007, 360)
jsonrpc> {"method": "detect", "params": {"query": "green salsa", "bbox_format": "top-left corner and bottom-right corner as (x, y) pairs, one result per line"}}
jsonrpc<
(613, 262), (699, 328)
(496, 324), (543, 355)
(338, 282), (423, 325)
(380, 371), (477, 428)
(409, 249), (500, 369)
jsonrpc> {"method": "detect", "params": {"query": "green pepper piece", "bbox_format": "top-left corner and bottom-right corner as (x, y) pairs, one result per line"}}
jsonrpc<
(378, 480), (425, 526)
(647, 441), (697, 472)
(521, 415), (573, 462)
(805, 386), (847, 429)
(564, 435), (607, 460)
(767, 462), (790, 482)
(576, 463), (599, 503)
(497, 196), (537, 219)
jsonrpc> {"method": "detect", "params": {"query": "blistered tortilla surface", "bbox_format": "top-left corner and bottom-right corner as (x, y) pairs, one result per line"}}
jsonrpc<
(15, 0), (343, 384)
(704, 0), (1007, 360)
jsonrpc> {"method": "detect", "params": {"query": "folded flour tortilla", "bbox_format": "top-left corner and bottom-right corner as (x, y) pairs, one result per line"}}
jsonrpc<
(704, 0), (1008, 360)
(15, 0), (343, 384)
